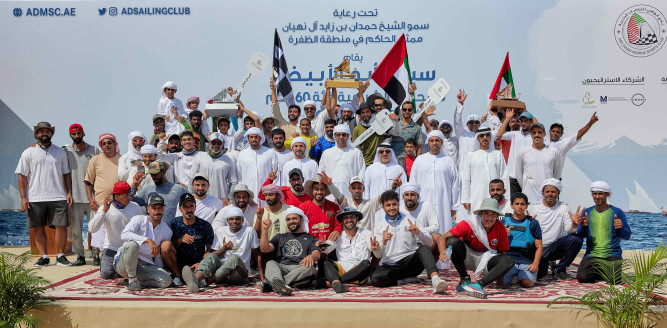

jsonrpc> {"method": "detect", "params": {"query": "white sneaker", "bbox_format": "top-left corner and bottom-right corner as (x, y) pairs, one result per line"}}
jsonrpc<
(432, 276), (448, 294)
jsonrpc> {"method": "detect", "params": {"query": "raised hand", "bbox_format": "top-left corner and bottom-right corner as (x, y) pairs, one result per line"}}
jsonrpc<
(407, 218), (420, 235)
(388, 113), (399, 121)
(392, 173), (403, 189)
(613, 214), (622, 229)
(256, 206), (265, 219)
(222, 237), (236, 251)
(319, 172), (333, 186)
(311, 138), (319, 147)
(382, 225), (393, 245)
(227, 87), (235, 97)
(370, 236), (379, 251)
(457, 89), (467, 105)
(424, 105), (436, 117)
(590, 111), (599, 124)
(102, 195), (112, 212)
(358, 79), (370, 94)
(292, 132), (300, 138)
(270, 77), (276, 90)
(262, 216), (272, 231)
(569, 206), (584, 225)
(268, 166), (279, 182)
(582, 212), (589, 227)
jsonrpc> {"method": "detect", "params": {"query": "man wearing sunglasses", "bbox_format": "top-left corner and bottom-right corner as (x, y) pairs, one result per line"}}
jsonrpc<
(390, 102), (426, 174)
(201, 133), (238, 206)
(351, 102), (400, 166)
(453, 90), (498, 169)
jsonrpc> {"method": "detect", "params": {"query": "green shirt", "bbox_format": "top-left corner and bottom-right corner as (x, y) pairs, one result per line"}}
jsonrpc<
(352, 124), (384, 166)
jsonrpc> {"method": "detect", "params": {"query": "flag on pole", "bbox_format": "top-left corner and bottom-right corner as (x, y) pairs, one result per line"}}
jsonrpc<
(272, 29), (295, 107)
(370, 34), (413, 105)
(489, 52), (515, 99)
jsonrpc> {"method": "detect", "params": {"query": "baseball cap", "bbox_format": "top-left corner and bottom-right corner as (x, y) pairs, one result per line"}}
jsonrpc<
(147, 193), (165, 206)
(349, 176), (364, 185)
(519, 112), (533, 120)
(147, 162), (165, 174)
(530, 123), (545, 132)
(288, 168), (303, 178)
(179, 193), (196, 206)
(193, 173), (209, 182)
(69, 124), (83, 134)
(152, 114), (165, 122)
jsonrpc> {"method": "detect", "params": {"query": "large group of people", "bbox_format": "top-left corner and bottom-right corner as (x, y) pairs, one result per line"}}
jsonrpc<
(15, 78), (632, 299)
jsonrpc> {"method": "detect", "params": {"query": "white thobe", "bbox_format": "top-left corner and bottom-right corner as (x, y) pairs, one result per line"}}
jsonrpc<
(460, 149), (508, 220)
(202, 154), (238, 200)
(454, 104), (496, 167)
(160, 151), (210, 186)
(318, 146), (365, 198)
(282, 158), (319, 186)
(363, 162), (406, 200)
(157, 97), (186, 135)
(236, 146), (278, 203)
(409, 152), (461, 234)
(515, 145), (562, 203)
(272, 149), (295, 187)
(374, 201), (440, 236)
(547, 135), (579, 179)
(212, 204), (259, 230)
(340, 196), (382, 232)
(500, 130), (533, 179)
(311, 110), (332, 138)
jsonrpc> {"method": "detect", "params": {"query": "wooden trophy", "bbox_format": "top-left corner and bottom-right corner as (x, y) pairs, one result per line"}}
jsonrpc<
(325, 58), (360, 88)
(490, 83), (526, 112)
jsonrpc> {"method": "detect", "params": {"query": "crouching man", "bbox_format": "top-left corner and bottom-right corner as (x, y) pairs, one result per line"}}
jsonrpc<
(115, 194), (173, 291)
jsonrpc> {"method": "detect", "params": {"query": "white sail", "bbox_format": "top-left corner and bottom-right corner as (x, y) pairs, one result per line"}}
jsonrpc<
(632, 180), (659, 213)
(559, 157), (593, 207)
(626, 187), (639, 211)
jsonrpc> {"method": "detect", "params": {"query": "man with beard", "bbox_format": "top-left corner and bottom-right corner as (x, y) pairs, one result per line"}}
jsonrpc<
(299, 174), (342, 242)
(309, 119), (337, 163)
(233, 106), (262, 151)
(270, 77), (299, 137)
(303, 93), (336, 138)
(322, 208), (377, 293)
(182, 207), (260, 292)
(352, 102), (401, 166)
(148, 114), (166, 147)
(269, 128), (294, 187)
(337, 104), (357, 132)
(84, 133), (122, 266)
(391, 101), (424, 171)
(237, 127), (279, 204)
(335, 176), (384, 232)
(260, 207), (320, 295)
(319, 124), (365, 198)
(489, 179), (512, 214)
(166, 134), (182, 153)
(164, 193), (214, 286)
(89, 181), (145, 279)
(285, 118), (318, 159)
(453, 90), (498, 168)
(283, 137), (318, 184)
(176, 174), (223, 224)
(63, 124), (100, 266)
(547, 112), (598, 179)
(212, 184), (258, 231)
(257, 184), (296, 240)
(259, 168), (312, 207)
(461, 128), (508, 220)
(116, 194), (173, 291)
(432, 120), (458, 165)
(363, 143), (407, 200)
(527, 179), (584, 280)
(17, 122), (73, 267)
(124, 145), (169, 192)
(371, 191), (448, 293)
(117, 131), (147, 182)
(497, 109), (539, 195)
(132, 161), (188, 225)
(157, 131), (211, 187)
(202, 133), (238, 205)
(261, 116), (275, 148)
(516, 123), (562, 203)
(188, 110), (209, 151)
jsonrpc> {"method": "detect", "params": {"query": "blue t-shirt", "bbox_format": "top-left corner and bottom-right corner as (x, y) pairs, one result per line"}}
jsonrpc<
(578, 205), (631, 259)
(169, 217), (214, 267)
(503, 216), (542, 264)
(309, 136), (335, 163)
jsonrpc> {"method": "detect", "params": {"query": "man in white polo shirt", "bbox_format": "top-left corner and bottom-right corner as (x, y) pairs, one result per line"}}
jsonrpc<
(16, 122), (74, 267)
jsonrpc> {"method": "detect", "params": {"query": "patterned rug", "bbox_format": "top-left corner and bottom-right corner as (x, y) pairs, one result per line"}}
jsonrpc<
(45, 266), (616, 304)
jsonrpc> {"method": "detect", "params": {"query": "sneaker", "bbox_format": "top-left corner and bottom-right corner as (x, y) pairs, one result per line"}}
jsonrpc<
(34, 257), (50, 267)
(271, 279), (293, 296)
(463, 282), (487, 299)
(72, 256), (86, 266)
(431, 276), (448, 294)
(128, 280), (142, 291)
(332, 281), (349, 294)
(92, 250), (101, 266)
(182, 267), (200, 293)
(554, 270), (572, 281)
(56, 256), (72, 266)
(172, 276), (184, 287)
(455, 278), (472, 292)
(116, 279), (129, 287)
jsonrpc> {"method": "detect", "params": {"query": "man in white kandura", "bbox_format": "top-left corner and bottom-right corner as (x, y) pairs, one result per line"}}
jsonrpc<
(318, 124), (365, 198)
(363, 143), (406, 200)
(236, 127), (278, 204)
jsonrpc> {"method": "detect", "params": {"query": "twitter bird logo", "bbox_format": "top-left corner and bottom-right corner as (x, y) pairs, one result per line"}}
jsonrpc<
(98, 8), (106, 15)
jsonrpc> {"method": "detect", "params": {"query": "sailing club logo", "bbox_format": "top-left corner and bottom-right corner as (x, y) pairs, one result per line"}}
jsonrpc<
(615, 5), (666, 57)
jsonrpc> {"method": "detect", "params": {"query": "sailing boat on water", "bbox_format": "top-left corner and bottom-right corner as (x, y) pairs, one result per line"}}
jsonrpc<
(625, 180), (660, 213)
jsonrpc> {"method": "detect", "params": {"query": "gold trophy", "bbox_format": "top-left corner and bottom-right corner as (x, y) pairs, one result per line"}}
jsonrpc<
(325, 57), (361, 88)
(490, 83), (526, 111)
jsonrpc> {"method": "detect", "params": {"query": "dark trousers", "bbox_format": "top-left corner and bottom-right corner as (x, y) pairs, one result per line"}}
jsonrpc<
(323, 259), (372, 284)
(371, 245), (438, 287)
(509, 178), (522, 196)
(446, 237), (515, 287)
(576, 256), (622, 284)
(538, 234), (583, 278)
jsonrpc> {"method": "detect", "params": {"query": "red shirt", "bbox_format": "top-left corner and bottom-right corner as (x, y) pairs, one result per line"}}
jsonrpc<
(405, 155), (416, 178)
(298, 200), (342, 240)
(450, 220), (509, 253)
(259, 177), (312, 207)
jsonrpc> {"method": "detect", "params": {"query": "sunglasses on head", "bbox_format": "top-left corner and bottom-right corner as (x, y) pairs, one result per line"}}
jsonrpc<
(468, 121), (480, 125)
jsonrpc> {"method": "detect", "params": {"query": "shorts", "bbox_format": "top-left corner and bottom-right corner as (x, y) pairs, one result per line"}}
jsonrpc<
(27, 200), (69, 228)
(502, 263), (537, 286)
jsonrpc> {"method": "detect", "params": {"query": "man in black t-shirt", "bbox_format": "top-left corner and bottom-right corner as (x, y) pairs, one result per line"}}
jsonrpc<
(260, 207), (320, 296)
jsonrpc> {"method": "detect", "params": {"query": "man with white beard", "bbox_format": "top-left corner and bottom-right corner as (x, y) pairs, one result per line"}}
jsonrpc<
(318, 124), (365, 198)
(363, 143), (406, 200)
(201, 132), (238, 205)
(282, 137), (318, 185)
(236, 127), (278, 204)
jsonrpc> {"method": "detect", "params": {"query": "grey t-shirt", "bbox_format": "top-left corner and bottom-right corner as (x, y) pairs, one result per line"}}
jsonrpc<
(133, 181), (188, 225)
(63, 143), (100, 203)
(269, 232), (318, 266)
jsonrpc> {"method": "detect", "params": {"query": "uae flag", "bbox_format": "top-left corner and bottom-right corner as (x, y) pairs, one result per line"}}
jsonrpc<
(371, 34), (413, 105)
(272, 29), (296, 107)
(489, 52), (515, 99)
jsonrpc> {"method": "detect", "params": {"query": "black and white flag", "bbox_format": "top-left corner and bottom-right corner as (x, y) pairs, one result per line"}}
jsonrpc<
(272, 29), (295, 107)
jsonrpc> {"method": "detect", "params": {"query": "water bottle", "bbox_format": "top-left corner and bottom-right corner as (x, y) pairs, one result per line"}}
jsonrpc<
(445, 245), (453, 261)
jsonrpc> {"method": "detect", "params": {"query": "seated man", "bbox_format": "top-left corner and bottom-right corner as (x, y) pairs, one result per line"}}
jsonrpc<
(260, 207), (320, 296)
(500, 193), (543, 288)
(439, 198), (514, 299)
(323, 207), (376, 293)
(371, 191), (448, 294)
(164, 193), (214, 286)
(182, 206), (260, 292)
(115, 194), (173, 291)
(576, 181), (631, 284)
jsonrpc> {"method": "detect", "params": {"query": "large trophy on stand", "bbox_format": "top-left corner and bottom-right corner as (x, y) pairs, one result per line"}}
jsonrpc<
(325, 57), (360, 89)
(489, 83), (526, 112)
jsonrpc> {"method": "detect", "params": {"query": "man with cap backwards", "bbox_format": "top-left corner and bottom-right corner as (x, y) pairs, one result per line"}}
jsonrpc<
(318, 124), (365, 198)
(363, 143), (407, 200)
(460, 127), (508, 220)
(157, 81), (187, 135)
(270, 77), (300, 137)
(259, 168), (312, 207)
(162, 193), (214, 287)
(438, 198), (514, 299)
(410, 130), (461, 236)
(157, 130), (210, 187)
(322, 207), (377, 293)
(576, 181), (631, 284)
(201, 132), (238, 205)
(83, 132), (121, 266)
(309, 118), (337, 163)
(371, 191), (448, 293)
(282, 137), (318, 185)
(260, 207), (320, 296)
(212, 184), (258, 231)
(182, 206), (260, 293)
(117, 131), (147, 182)
(175, 173), (223, 224)
(269, 128), (294, 187)
(515, 122), (562, 203)
(547, 112), (598, 179)
(527, 179), (584, 280)
(236, 127), (278, 205)
(497, 108), (539, 195)
(453, 90), (499, 168)
(352, 102), (401, 166)
(115, 193), (174, 291)
(89, 181), (145, 279)
(131, 161), (188, 226)
(16, 122), (73, 267)
(63, 124), (100, 266)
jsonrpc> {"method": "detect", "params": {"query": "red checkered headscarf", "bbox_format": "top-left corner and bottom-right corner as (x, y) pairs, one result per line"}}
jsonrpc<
(99, 133), (120, 154)
(261, 184), (284, 203)
(186, 96), (200, 109)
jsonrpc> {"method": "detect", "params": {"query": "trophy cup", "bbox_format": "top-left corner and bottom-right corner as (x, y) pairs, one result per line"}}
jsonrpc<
(325, 57), (361, 88)
(490, 83), (526, 112)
